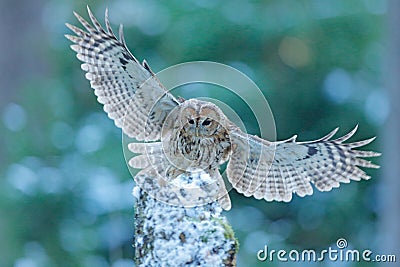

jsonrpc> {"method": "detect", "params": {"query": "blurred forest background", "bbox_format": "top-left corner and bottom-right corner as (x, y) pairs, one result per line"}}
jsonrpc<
(0, 0), (398, 266)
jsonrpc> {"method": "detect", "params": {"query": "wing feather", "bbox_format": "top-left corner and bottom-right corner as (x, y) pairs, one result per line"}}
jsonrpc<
(227, 126), (380, 202)
(66, 7), (179, 141)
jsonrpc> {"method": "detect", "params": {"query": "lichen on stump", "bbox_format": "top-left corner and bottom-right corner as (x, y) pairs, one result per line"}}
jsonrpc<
(132, 171), (238, 266)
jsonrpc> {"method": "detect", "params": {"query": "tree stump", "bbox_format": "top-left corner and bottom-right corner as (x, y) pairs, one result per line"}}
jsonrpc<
(132, 171), (238, 266)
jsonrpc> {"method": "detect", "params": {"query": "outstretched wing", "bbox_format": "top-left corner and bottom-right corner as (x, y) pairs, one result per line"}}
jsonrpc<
(65, 7), (179, 141)
(227, 125), (380, 202)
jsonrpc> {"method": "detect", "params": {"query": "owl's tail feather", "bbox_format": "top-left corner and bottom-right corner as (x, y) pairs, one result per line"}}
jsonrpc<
(128, 142), (232, 209)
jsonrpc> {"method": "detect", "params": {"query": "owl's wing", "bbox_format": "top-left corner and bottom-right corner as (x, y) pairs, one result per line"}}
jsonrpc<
(226, 125), (380, 202)
(65, 7), (179, 141)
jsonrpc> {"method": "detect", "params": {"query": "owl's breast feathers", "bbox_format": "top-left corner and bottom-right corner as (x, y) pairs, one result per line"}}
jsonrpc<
(173, 127), (232, 170)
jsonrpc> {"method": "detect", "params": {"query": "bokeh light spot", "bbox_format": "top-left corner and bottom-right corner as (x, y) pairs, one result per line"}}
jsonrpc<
(364, 89), (390, 125)
(7, 164), (38, 195)
(75, 124), (105, 153)
(323, 68), (353, 104)
(2, 103), (27, 132)
(279, 36), (311, 68)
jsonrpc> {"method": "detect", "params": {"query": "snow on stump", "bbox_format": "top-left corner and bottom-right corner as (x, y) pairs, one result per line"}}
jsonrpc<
(132, 170), (238, 266)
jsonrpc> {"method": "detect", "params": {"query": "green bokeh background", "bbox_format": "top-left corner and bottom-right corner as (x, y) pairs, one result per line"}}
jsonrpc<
(1, 0), (394, 266)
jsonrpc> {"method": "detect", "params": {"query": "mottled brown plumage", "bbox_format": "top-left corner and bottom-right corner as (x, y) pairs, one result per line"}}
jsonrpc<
(66, 7), (380, 211)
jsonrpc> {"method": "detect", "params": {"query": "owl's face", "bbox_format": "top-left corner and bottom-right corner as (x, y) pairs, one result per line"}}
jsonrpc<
(179, 99), (225, 138)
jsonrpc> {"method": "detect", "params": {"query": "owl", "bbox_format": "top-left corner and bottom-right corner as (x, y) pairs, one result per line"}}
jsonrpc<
(66, 7), (380, 210)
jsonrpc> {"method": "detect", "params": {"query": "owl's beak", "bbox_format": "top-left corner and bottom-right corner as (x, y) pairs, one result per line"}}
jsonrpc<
(195, 128), (199, 137)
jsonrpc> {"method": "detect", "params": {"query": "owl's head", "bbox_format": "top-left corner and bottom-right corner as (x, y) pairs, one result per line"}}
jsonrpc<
(179, 99), (226, 137)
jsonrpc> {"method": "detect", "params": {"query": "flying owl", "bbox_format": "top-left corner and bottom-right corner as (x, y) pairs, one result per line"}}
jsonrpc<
(66, 7), (380, 210)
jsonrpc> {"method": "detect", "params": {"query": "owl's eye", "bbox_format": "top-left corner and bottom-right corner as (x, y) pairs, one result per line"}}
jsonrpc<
(188, 119), (195, 124)
(202, 119), (212, 126)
